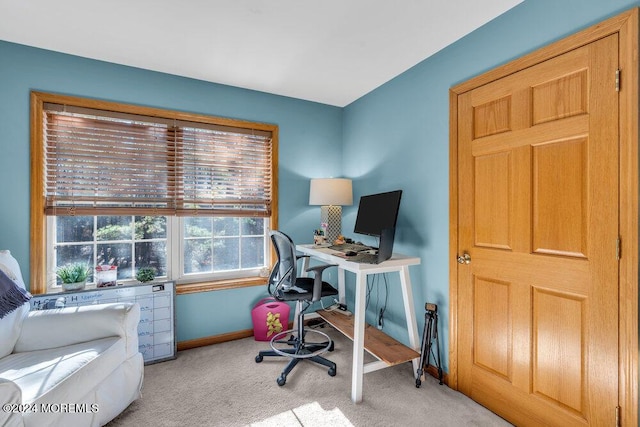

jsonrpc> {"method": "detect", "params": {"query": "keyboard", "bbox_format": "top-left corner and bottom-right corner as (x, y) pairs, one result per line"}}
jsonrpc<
(329, 242), (372, 252)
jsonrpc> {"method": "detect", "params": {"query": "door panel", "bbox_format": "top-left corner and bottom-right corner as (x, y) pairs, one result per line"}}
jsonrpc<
(474, 152), (511, 249)
(532, 137), (587, 258)
(473, 95), (512, 138)
(532, 287), (585, 416)
(531, 69), (588, 124)
(457, 34), (619, 426)
(473, 276), (512, 380)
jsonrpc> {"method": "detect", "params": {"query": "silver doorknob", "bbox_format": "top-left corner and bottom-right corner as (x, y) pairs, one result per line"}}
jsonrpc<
(457, 253), (471, 264)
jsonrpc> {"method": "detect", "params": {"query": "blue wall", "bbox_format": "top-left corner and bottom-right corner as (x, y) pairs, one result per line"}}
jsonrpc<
(342, 0), (639, 372)
(0, 0), (637, 370)
(0, 41), (342, 341)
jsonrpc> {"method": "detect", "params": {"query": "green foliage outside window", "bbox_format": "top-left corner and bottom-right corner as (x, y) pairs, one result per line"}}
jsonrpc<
(55, 215), (264, 282)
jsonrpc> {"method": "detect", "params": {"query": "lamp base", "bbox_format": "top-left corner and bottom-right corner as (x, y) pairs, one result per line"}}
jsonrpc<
(321, 205), (342, 244)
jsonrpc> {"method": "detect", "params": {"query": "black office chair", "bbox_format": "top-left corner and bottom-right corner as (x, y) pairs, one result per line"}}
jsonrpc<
(255, 230), (339, 386)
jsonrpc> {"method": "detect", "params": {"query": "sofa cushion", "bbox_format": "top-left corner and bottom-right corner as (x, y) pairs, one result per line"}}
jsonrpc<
(0, 336), (124, 404)
(0, 250), (30, 359)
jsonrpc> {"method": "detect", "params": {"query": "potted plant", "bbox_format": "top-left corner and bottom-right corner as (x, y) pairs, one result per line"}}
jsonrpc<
(136, 266), (156, 283)
(56, 263), (90, 291)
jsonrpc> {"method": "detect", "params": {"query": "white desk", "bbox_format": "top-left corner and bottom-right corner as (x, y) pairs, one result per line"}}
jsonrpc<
(296, 244), (421, 403)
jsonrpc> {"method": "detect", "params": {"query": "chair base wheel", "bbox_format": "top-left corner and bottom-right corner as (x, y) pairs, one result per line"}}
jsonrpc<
(277, 375), (286, 386)
(328, 367), (336, 377)
(255, 354), (263, 363)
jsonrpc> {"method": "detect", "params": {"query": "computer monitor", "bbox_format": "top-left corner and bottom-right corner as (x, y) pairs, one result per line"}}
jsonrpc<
(353, 190), (402, 237)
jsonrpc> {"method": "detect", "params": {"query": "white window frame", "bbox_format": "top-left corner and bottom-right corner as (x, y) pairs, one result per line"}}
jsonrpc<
(172, 216), (271, 284)
(47, 215), (271, 291)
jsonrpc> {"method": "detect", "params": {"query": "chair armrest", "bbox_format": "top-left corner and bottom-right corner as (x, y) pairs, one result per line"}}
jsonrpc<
(0, 378), (23, 426)
(305, 263), (336, 275)
(305, 264), (337, 301)
(13, 303), (140, 357)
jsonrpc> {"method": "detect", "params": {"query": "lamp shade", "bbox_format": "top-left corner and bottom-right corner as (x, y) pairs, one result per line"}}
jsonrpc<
(309, 178), (353, 206)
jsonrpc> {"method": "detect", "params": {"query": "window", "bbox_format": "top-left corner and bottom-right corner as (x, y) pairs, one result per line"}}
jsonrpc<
(50, 215), (168, 285)
(31, 92), (278, 294)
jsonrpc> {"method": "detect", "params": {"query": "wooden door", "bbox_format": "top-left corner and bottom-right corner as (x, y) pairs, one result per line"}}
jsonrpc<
(455, 34), (619, 426)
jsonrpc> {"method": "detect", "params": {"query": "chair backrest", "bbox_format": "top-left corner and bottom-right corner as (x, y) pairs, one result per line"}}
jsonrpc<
(268, 231), (298, 295)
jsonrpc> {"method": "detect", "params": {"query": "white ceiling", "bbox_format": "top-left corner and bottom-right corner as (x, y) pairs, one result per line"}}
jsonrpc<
(0, 0), (522, 107)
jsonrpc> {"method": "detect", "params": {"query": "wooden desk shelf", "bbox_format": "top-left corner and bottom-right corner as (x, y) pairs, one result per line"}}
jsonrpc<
(317, 309), (420, 366)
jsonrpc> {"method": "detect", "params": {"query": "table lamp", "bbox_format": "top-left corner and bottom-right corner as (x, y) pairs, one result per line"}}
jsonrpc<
(309, 178), (353, 244)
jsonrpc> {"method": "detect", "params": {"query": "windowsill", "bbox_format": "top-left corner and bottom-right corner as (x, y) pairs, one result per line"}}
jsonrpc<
(45, 281), (161, 295)
(41, 277), (268, 296)
(176, 277), (268, 294)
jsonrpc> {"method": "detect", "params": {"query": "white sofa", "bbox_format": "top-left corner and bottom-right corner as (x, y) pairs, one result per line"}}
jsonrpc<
(0, 251), (144, 427)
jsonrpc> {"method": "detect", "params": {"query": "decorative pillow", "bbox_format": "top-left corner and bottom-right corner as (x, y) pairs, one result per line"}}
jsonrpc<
(0, 262), (17, 280)
(0, 250), (31, 358)
(0, 250), (27, 290)
(0, 268), (31, 319)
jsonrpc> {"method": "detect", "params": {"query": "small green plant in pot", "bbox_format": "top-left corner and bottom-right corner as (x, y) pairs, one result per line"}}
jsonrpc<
(136, 266), (156, 283)
(56, 263), (90, 291)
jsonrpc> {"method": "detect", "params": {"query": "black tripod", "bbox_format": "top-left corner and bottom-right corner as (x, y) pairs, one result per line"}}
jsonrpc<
(416, 302), (443, 387)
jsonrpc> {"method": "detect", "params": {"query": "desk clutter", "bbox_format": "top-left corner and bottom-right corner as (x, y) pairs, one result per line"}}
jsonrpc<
(313, 233), (395, 265)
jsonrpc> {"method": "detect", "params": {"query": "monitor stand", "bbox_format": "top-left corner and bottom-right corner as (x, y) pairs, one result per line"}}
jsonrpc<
(377, 227), (395, 262)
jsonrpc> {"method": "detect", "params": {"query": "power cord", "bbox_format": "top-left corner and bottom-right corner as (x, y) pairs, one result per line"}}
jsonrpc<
(377, 307), (385, 329)
(366, 275), (374, 309)
(376, 273), (389, 330)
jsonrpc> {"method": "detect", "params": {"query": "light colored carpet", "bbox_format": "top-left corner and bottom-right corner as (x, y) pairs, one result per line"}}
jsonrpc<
(107, 325), (512, 426)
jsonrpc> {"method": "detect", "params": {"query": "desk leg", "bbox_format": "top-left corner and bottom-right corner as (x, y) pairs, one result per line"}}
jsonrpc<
(337, 268), (346, 305)
(400, 266), (420, 375)
(351, 272), (367, 403)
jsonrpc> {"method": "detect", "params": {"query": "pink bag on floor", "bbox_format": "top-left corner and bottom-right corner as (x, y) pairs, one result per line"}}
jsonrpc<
(251, 297), (290, 341)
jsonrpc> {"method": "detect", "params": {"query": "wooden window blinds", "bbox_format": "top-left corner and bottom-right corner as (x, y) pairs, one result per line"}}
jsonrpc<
(42, 103), (274, 217)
